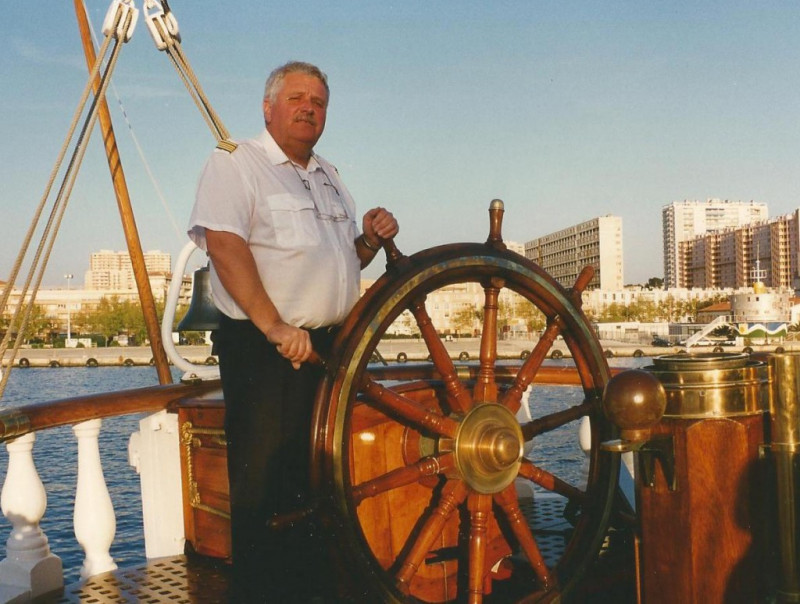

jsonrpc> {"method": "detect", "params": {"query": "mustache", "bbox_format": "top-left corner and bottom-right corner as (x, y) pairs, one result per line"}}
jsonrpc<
(294, 113), (317, 126)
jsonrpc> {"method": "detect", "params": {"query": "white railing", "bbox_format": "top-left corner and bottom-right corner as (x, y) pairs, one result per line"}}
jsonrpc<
(0, 421), (114, 601)
(0, 411), (181, 602)
(0, 432), (62, 601)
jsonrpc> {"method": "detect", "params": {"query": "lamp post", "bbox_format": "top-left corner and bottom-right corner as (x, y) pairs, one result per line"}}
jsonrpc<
(64, 273), (73, 345)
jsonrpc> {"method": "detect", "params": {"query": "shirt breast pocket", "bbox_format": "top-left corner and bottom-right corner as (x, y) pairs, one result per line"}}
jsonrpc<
(265, 194), (321, 247)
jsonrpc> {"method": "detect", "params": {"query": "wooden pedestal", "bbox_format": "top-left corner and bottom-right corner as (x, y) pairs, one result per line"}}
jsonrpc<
(637, 414), (766, 603)
(174, 396), (231, 560)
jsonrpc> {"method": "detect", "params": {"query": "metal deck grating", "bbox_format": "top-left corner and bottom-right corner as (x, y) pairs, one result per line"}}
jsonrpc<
(518, 494), (573, 567)
(56, 494), (629, 602)
(57, 556), (231, 603)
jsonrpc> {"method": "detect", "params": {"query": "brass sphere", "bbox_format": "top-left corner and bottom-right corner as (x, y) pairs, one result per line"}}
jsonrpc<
(603, 369), (667, 442)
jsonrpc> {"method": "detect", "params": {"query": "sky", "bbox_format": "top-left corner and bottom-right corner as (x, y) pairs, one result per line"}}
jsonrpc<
(3, 1), (800, 288)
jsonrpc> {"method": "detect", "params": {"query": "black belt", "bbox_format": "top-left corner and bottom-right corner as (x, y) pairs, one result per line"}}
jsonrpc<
(306, 325), (339, 335)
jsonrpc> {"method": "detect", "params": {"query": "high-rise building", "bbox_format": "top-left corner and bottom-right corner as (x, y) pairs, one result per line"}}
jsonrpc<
(524, 215), (623, 291)
(662, 199), (768, 288)
(85, 250), (171, 291)
(677, 209), (800, 290)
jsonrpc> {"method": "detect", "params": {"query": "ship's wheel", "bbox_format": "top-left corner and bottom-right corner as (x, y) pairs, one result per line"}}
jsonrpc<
(311, 201), (619, 602)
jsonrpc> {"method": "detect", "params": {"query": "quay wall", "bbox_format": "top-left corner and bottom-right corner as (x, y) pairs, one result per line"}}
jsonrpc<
(3, 339), (799, 368)
(1, 345), (216, 369)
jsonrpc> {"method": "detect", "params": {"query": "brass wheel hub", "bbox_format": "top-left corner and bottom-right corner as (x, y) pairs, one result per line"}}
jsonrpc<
(453, 403), (524, 494)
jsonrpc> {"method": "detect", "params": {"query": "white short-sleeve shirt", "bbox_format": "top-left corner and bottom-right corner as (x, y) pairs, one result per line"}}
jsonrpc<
(188, 130), (361, 328)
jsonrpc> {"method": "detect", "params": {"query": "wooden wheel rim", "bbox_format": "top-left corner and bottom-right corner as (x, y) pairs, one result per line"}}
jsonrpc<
(312, 244), (619, 603)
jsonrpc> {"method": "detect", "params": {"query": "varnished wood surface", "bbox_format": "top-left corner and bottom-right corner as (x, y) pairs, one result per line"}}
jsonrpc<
(74, 0), (172, 385)
(638, 414), (767, 603)
(178, 403), (231, 560)
(0, 381), (221, 442)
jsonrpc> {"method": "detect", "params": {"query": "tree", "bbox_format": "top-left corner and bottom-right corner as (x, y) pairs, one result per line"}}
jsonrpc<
(646, 277), (664, 289)
(451, 306), (480, 335)
(516, 302), (546, 334)
(16, 304), (51, 343)
(80, 296), (151, 346)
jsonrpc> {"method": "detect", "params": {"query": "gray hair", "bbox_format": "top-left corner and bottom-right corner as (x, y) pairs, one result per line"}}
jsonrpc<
(263, 61), (329, 104)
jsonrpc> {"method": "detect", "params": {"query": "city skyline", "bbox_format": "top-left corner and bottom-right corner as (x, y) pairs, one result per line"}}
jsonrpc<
(4, 3), (800, 288)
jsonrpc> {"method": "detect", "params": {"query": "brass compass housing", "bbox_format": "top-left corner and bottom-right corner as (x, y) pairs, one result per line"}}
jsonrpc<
(453, 403), (524, 494)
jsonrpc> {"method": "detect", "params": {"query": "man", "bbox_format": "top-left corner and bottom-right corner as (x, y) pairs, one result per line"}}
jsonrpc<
(188, 61), (398, 602)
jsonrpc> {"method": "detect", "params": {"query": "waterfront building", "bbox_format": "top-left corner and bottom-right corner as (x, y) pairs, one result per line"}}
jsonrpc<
(505, 241), (525, 256)
(2, 247), (191, 342)
(677, 209), (800, 290)
(384, 282), (527, 337)
(662, 199), (768, 288)
(524, 216), (623, 291)
(0, 278), (193, 342)
(85, 250), (172, 292)
(581, 286), (733, 323)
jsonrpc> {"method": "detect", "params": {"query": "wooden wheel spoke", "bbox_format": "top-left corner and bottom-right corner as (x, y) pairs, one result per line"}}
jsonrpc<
(395, 480), (470, 594)
(520, 399), (594, 441)
(352, 452), (454, 505)
(361, 376), (459, 438)
(320, 220), (621, 602)
(467, 493), (492, 604)
(494, 485), (554, 589)
(569, 265), (595, 305)
(499, 319), (563, 413)
(518, 459), (587, 504)
(474, 279), (504, 404)
(409, 297), (473, 413)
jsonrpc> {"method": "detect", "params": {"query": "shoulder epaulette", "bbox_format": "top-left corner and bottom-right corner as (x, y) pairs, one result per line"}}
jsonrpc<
(216, 139), (238, 153)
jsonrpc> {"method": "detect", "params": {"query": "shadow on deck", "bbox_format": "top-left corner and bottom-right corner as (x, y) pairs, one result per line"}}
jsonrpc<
(57, 555), (231, 603)
(53, 496), (635, 603)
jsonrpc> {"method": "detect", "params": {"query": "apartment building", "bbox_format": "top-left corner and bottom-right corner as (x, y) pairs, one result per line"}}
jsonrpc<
(85, 250), (172, 291)
(524, 215), (623, 291)
(677, 209), (800, 290)
(662, 199), (768, 288)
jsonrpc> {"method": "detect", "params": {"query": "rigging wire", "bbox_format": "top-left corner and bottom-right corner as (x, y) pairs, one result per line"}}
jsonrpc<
(85, 6), (184, 242)
(142, 0), (231, 141)
(0, 2), (137, 398)
(1, 0), (232, 396)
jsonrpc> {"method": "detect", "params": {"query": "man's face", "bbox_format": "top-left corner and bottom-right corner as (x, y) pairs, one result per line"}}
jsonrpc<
(264, 72), (328, 156)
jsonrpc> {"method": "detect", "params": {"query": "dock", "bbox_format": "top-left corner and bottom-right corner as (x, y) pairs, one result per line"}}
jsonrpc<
(3, 339), (798, 368)
(1, 345), (217, 368)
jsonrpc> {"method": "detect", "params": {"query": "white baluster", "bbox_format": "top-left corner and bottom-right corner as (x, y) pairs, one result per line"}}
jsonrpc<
(73, 419), (117, 578)
(0, 433), (63, 600)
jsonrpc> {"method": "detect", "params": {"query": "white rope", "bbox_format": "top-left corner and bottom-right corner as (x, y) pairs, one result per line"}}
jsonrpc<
(0, 4), (136, 399)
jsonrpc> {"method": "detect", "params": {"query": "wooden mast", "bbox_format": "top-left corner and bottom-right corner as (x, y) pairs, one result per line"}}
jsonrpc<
(73, 0), (172, 385)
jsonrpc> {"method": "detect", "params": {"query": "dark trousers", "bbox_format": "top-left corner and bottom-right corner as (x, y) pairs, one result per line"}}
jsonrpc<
(214, 317), (336, 603)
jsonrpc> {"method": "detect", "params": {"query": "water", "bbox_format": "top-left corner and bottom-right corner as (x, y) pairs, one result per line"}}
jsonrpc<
(525, 357), (651, 491)
(0, 366), (183, 584)
(0, 358), (651, 585)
